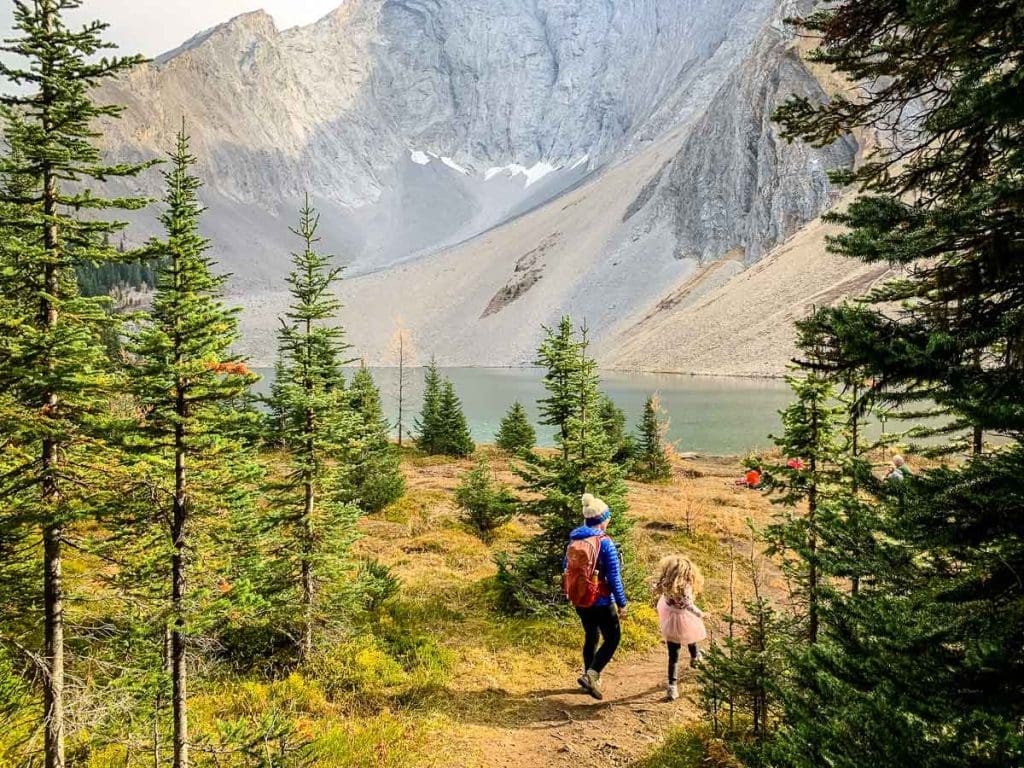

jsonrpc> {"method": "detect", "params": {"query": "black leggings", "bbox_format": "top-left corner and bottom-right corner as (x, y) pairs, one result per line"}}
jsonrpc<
(575, 604), (622, 674)
(667, 642), (699, 683)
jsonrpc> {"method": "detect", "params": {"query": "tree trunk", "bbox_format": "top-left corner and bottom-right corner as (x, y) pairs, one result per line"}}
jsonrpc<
(397, 336), (404, 447)
(171, 423), (188, 768)
(41, 5), (64, 754)
(727, 546), (735, 733)
(43, 520), (64, 768)
(302, 409), (315, 659)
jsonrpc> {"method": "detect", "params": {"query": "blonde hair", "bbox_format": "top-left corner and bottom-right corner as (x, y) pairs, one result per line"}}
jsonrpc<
(653, 555), (704, 600)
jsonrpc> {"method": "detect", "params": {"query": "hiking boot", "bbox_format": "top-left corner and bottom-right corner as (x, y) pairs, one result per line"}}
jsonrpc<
(666, 683), (679, 701)
(690, 651), (703, 668)
(585, 669), (603, 700)
(577, 672), (592, 692)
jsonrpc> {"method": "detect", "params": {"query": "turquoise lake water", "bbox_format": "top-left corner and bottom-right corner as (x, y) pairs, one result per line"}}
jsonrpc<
(255, 367), (801, 455)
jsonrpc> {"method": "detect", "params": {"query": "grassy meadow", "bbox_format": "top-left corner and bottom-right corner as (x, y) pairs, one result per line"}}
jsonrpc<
(1, 445), (784, 768)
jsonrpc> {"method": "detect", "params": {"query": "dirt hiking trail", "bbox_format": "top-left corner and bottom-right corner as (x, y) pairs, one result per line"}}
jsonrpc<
(451, 645), (700, 767)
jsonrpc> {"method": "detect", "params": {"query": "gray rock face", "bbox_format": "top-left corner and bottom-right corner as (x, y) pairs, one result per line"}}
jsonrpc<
(620, 0), (857, 264)
(94, 0), (856, 366)
(97, 1), (818, 274)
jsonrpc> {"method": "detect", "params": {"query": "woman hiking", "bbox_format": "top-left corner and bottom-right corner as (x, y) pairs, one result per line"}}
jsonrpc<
(563, 493), (627, 700)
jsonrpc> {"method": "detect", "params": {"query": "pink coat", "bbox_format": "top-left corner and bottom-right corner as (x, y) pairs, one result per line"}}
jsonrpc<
(657, 589), (707, 645)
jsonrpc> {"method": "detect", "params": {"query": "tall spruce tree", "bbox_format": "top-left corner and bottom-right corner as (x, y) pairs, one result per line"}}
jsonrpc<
(0, 3), (150, 765)
(630, 395), (672, 482)
(498, 320), (634, 613)
(347, 365), (405, 513)
(495, 401), (536, 453)
(414, 358), (443, 453)
(124, 126), (258, 768)
(770, 2), (1024, 765)
(263, 197), (360, 659)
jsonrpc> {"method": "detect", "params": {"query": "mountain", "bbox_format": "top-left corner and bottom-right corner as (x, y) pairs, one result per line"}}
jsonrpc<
(98, 0), (859, 369)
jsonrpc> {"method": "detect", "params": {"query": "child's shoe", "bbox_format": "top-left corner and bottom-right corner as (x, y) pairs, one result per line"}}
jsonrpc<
(666, 683), (679, 701)
(690, 650), (703, 668)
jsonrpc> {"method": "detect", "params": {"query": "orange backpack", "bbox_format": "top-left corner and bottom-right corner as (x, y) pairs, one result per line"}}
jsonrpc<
(563, 535), (610, 608)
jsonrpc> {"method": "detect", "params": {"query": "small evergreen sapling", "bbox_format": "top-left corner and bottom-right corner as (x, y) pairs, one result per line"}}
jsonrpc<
(599, 395), (636, 465)
(416, 363), (475, 457)
(455, 457), (517, 541)
(630, 395), (673, 482)
(765, 369), (844, 644)
(495, 401), (536, 453)
(697, 555), (793, 754)
(347, 365), (405, 513)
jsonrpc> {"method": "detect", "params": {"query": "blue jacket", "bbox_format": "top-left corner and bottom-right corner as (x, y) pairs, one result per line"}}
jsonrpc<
(565, 526), (627, 608)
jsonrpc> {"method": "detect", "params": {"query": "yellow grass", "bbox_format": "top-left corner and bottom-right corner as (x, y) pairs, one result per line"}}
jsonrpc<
(2, 448), (786, 768)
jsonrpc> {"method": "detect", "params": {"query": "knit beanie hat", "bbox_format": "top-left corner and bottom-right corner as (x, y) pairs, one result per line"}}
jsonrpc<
(582, 493), (611, 526)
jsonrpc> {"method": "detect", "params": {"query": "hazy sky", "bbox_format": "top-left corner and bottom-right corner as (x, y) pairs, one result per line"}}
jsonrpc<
(1, 1), (342, 58)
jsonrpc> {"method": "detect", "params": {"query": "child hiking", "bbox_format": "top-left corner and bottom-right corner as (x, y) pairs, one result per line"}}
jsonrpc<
(563, 493), (627, 700)
(653, 554), (707, 701)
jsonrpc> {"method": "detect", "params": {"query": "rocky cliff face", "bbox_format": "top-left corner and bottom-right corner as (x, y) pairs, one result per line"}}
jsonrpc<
(619, 1), (857, 265)
(97, 0), (855, 367)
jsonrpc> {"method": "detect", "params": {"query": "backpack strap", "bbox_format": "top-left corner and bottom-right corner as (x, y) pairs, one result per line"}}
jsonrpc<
(592, 534), (609, 575)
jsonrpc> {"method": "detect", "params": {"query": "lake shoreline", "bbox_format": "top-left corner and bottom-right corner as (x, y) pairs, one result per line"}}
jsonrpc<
(331, 363), (787, 382)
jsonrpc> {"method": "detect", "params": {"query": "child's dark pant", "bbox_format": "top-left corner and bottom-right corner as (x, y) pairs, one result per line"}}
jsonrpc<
(667, 641), (699, 683)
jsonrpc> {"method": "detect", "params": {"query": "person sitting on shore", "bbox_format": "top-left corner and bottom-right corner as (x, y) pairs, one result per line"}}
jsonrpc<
(885, 454), (911, 482)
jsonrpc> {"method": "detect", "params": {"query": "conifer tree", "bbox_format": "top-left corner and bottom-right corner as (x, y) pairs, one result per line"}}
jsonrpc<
(771, 3), (1024, 763)
(415, 363), (474, 457)
(436, 380), (475, 457)
(123, 126), (259, 768)
(0, 3), (150, 764)
(630, 395), (672, 482)
(347, 365), (405, 513)
(263, 196), (360, 659)
(599, 395), (636, 465)
(698, 549), (794, 758)
(495, 401), (536, 453)
(765, 370), (844, 644)
(498, 320), (634, 613)
(535, 316), (579, 458)
(414, 358), (443, 453)
(455, 457), (516, 541)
